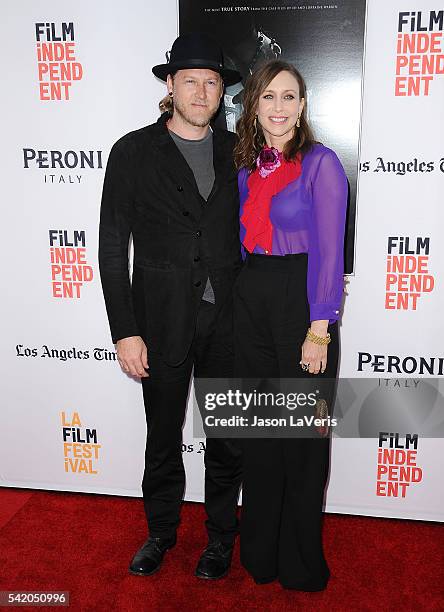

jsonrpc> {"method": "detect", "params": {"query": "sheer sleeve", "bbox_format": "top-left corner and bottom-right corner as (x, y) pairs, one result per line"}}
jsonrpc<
(307, 148), (348, 323)
(238, 167), (249, 261)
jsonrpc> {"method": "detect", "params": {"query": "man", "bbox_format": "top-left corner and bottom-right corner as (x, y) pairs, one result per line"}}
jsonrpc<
(98, 33), (243, 580)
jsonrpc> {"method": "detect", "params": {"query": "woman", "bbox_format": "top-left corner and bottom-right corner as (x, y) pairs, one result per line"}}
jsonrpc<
(233, 60), (348, 591)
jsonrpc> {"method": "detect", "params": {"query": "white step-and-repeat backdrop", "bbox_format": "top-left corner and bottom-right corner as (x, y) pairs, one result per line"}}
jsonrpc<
(1, 0), (443, 522)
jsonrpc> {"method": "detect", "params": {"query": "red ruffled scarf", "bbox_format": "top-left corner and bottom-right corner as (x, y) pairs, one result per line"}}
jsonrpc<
(241, 147), (302, 254)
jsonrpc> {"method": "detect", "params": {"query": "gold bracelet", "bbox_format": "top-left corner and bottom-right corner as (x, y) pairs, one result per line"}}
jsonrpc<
(306, 329), (331, 345)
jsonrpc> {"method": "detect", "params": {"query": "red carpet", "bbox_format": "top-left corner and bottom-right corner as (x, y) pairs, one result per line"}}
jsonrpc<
(0, 488), (442, 611)
(0, 489), (33, 530)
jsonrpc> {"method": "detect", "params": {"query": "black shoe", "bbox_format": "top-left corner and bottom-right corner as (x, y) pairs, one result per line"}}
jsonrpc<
(195, 541), (234, 580)
(129, 535), (176, 576)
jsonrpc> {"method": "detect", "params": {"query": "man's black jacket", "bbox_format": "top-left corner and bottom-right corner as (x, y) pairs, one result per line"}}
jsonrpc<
(98, 112), (242, 366)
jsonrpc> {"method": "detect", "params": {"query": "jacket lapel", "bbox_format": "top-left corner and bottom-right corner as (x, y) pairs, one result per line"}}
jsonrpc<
(150, 114), (235, 217)
(153, 118), (199, 193)
(150, 114), (204, 220)
(206, 128), (235, 205)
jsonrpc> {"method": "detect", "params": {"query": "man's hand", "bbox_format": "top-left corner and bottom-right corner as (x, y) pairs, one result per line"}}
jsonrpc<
(116, 336), (149, 378)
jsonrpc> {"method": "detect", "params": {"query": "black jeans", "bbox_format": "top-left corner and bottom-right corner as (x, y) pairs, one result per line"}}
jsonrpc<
(140, 298), (242, 545)
(234, 253), (339, 590)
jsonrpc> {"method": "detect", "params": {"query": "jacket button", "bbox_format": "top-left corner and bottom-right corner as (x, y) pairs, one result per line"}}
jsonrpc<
(182, 210), (189, 216)
(195, 230), (202, 237)
(194, 255), (200, 262)
(194, 280), (202, 287)
(177, 186), (183, 192)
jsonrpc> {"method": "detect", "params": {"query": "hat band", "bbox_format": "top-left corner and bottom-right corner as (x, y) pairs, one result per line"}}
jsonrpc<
(169, 58), (223, 70)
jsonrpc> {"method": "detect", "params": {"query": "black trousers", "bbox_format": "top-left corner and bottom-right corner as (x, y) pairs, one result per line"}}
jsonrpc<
(140, 298), (242, 545)
(233, 253), (339, 591)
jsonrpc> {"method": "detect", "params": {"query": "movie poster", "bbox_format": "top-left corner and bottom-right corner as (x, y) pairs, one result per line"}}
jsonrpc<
(179, 0), (367, 273)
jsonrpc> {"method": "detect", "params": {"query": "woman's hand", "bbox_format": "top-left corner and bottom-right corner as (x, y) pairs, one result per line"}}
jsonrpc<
(300, 321), (329, 374)
(300, 339), (328, 374)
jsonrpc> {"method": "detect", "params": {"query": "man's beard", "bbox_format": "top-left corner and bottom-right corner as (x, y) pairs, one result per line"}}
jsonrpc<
(173, 99), (217, 128)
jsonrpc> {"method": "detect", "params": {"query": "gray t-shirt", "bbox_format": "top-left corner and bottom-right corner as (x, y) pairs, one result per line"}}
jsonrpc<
(169, 129), (215, 200)
(169, 129), (216, 304)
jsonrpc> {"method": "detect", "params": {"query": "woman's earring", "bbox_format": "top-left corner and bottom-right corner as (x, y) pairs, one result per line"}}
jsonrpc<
(253, 116), (258, 139)
(296, 114), (301, 128)
(168, 91), (173, 97)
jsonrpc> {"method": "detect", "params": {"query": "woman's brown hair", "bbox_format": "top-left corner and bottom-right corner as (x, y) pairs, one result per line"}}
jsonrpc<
(234, 60), (317, 171)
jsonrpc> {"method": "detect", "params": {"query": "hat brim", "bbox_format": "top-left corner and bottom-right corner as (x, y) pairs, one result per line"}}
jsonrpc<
(152, 62), (242, 87)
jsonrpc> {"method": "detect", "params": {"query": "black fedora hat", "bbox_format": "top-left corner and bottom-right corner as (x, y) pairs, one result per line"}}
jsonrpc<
(152, 32), (241, 87)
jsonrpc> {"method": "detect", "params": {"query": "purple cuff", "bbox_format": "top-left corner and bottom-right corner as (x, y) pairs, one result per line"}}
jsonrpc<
(309, 302), (341, 324)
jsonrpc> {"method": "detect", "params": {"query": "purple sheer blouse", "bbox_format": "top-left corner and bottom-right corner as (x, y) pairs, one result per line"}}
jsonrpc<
(238, 143), (348, 324)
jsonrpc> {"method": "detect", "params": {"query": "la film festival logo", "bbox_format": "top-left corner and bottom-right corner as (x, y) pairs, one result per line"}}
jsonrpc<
(49, 230), (93, 298)
(385, 236), (434, 310)
(376, 432), (423, 498)
(35, 22), (83, 100)
(395, 10), (444, 96)
(61, 411), (101, 474)
(23, 148), (103, 184)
